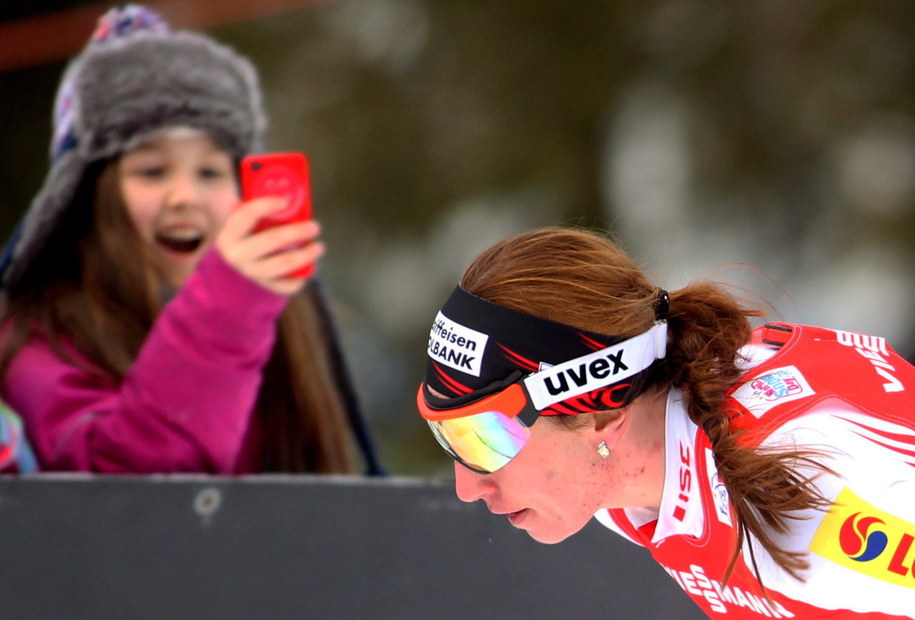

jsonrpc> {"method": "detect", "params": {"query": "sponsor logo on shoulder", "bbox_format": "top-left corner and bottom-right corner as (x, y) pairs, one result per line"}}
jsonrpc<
(810, 487), (915, 589)
(836, 329), (904, 393)
(732, 365), (814, 418)
(427, 312), (488, 377)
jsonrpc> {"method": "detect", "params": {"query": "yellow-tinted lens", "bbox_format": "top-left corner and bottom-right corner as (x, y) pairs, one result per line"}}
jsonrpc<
(427, 410), (531, 473)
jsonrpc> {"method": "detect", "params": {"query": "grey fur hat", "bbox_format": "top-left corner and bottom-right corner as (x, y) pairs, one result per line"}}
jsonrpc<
(0, 4), (267, 291)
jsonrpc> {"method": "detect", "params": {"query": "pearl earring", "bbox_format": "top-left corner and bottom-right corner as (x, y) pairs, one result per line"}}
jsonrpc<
(597, 441), (611, 459)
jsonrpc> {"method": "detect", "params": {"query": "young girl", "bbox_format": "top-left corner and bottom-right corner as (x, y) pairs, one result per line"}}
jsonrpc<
(417, 227), (915, 618)
(0, 5), (381, 475)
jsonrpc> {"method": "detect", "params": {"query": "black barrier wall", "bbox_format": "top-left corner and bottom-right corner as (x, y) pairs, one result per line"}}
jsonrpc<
(0, 476), (702, 620)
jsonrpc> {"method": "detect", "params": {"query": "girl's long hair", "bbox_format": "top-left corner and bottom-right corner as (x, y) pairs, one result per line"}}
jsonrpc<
(460, 226), (830, 586)
(0, 158), (356, 473)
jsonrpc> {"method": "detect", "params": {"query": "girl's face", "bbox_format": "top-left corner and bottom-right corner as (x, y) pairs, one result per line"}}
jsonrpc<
(118, 130), (239, 287)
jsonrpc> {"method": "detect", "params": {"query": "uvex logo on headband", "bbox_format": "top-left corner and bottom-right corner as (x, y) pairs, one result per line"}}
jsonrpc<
(424, 286), (669, 405)
(427, 312), (489, 377)
(523, 323), (668, 409)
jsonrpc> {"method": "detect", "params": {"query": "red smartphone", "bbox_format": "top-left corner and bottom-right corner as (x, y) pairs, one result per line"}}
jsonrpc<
(240, 152), (314, 278)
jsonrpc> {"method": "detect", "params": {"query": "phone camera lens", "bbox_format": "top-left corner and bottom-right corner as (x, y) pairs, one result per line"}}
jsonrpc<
(251, 162), (263, 171)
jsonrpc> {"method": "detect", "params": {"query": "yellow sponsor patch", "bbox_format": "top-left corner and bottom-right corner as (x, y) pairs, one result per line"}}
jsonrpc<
(810, 487), (915, 588)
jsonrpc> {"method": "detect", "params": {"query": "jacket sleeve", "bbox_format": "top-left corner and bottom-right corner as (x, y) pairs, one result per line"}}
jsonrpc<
(1, 249), (288, 473)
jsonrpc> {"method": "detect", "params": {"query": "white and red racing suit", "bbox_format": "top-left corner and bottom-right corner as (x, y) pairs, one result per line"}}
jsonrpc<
(596, 322), (915, 618)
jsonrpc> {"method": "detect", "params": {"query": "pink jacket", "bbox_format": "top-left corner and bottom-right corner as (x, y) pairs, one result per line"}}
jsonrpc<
(1, 249), (287, 473)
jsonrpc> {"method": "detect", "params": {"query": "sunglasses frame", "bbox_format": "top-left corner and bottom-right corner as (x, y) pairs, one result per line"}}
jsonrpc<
(417, 382), (537, 473)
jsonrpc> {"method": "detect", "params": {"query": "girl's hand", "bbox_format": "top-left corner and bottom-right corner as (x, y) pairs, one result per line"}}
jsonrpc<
(216, 197), (325, 296)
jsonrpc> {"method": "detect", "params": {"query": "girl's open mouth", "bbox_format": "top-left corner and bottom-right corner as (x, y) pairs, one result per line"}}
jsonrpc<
(155, 230), (204, 254)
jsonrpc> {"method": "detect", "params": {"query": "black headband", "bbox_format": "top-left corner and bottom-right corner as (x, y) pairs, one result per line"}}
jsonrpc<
(424, 286), (667, 413)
